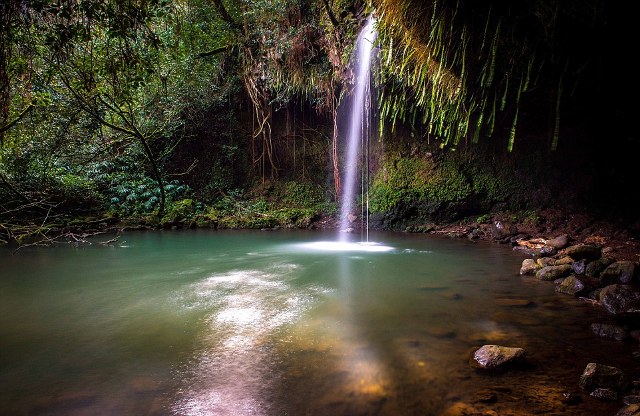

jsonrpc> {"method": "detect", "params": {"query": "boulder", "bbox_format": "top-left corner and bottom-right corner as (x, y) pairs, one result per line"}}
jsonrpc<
(624, 396), (640, 405)
(546, 234), (569, 249)
(520, 258), (541, 275)
(536, 257), (556, 267)
(598, 284), (640, 315)
(590, 323), (629, 341)
(539, 245), (557, 257)
(556, 276), (586, 296)
(601, 261), (637, 284)
(591, 388), (618, 401)
(571, 259), (587, 275)
(492, 221), (517, 240)
(555, 256), (574, 265)
(586, 257), (615, 278)
(561, 391), (582, 405)
(495, 298), (534, 307)
(536, 264), (572, 281)
(579, 363), (627, 392)
(471, 345), (525, 370)
(617, 404), (640, 416)
(563, 244), (602, 261)
(513, 246), (541, 256)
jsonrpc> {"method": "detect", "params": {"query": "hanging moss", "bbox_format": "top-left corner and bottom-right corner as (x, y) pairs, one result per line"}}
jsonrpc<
(372, 0), (601, 151)
(369, 152), (471, 214)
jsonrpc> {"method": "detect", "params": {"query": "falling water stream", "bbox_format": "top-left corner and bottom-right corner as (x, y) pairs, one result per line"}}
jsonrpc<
(0, 17), (635, 416)
(339, 16), (377, 242)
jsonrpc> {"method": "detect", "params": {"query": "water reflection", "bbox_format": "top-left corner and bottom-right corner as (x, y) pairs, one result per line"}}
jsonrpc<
(335, 246), (389, 404)
(1, 231), (634, 416)
(172, 267), (325, 415)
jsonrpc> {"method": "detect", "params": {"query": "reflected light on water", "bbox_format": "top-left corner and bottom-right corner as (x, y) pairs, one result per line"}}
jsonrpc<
(172, 267), (321, 416)
(174, 240), (394, 415)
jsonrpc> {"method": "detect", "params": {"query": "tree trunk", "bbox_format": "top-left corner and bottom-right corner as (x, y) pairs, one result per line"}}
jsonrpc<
(137, 134), (166, 216)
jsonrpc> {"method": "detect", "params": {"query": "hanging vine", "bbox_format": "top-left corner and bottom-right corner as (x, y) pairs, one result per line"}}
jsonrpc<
(371, 0), (598, 151)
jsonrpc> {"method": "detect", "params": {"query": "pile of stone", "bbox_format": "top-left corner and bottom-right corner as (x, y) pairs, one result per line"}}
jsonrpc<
(517, 234), (640, 414)
(518, 236), (640, 317)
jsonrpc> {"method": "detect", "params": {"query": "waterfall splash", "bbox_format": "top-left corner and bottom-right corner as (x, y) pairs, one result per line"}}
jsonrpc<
(339, 16), (377, 241)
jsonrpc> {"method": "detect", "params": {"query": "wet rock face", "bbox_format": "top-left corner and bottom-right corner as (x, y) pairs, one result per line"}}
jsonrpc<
(571, 259), (587, 275)
(591, 387), (618, 401)
(520, 259), (540, 275)
(537, 257), (556, 267)
(556, 276), (586, 296)
(585, 257), (614, 278)
(546, 234), (569, 249)
(591, 323), (629, 341)
(555, 256), (574, 265)
(471, 345), (525, 370)
(579, 363), (627, 392)
(536, 264), (572, 281)
(563, 244), (602, 261)
(491, 221), (517, 240)
(624, 395), (640, 405)
(598, 284), (640, 315)
(601, 261), (637, 285)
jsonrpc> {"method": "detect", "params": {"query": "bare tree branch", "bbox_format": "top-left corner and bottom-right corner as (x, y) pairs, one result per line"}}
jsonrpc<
(321, 0), (341, 28)
(212, 0), (243, 32)
(0, 104), (34, 134)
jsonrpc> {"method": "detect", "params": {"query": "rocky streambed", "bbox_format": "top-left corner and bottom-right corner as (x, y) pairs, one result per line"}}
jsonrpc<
(461, 230), (640, 416)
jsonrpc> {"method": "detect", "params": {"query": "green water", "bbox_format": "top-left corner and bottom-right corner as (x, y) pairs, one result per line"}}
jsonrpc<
(0, 230), (633, 415)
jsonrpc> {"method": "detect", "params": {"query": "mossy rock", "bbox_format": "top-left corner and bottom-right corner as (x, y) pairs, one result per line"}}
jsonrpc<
(161, 199), (196, 226)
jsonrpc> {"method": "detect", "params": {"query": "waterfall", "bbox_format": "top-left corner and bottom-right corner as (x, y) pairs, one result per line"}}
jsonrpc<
(339, 16), (377, 241)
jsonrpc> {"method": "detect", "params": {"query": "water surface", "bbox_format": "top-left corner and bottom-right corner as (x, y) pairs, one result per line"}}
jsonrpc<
(0, 230), (633, 415)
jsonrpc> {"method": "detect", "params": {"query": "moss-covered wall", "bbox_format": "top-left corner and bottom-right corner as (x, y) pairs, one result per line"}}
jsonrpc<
(368, 131), (554, 229)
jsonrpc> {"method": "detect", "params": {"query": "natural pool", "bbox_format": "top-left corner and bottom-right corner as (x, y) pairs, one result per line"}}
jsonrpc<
(0, 230), (634, 415)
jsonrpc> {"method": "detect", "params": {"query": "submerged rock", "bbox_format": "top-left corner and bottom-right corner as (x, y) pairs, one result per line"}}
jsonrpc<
(474, 389), (498, 403)
(556, 275), (586, 296)
(495, 298), (534, 307)
(591, 323), (629, 341)
(598, 284), (640, 315)
(591, 387), (618, 401)
(617, 404), (640, 416)
(601, 261), (637, 285)
(471, 345), (525, 370)
(536, 264), (572, 281)
(563, 244), (602, 261)
(624, 396), (640, 405)
(520, 259), (541, 275)
(579, 362), (626, 392)
(561, 391), (582, 405)
(439, 402), (479, 416)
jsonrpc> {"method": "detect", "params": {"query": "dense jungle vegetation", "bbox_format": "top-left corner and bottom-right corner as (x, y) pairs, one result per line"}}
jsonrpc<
(1, 0), (637, 244)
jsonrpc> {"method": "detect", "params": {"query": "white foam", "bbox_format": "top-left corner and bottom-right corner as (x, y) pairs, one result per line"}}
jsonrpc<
(294, 241), (394, 253)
